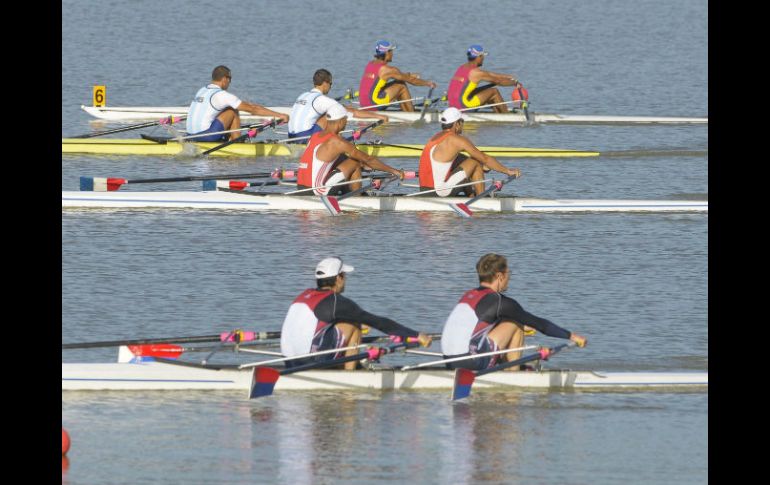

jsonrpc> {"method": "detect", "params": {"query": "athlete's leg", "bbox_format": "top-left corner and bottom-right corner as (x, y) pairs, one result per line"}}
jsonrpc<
(487, 321), (526, 370)
(457, 157), (486, 195)
(383, 81), (415, 111)
(335, 322), (363, 370)
(217, 108), (241, 140)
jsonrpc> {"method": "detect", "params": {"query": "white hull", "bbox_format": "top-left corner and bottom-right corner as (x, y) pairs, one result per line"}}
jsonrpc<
(61, 361), (708, 392)
(61, 191), (708, 213)
(81, 105), (708, 125)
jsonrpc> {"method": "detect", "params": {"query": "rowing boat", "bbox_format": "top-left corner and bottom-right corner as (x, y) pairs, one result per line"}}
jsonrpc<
(61, 190), (708, 213)
(81, 105), (708, 125)
(61, 360), (708, 392)
(61, 138), (599, 158)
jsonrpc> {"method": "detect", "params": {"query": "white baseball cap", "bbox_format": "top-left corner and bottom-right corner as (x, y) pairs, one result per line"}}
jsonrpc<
(326, 103), (350, 121)
(440, 107), (466, 124)
(315, 257), (355, 279)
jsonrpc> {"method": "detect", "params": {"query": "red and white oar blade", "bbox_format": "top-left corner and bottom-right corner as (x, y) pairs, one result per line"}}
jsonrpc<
(321, 196), (342, 216)
(451, 368), (476, 400)
(249, 367), (281, 398)
(449, 203), (474, 218)
(120, 344), (184, 362)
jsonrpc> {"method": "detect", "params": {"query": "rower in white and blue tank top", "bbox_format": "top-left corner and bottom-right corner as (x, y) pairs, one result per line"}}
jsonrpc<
(185, 84), (242, 140)
(287, 88), (341, 142)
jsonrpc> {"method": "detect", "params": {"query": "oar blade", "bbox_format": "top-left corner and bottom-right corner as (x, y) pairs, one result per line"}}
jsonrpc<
(126, 344), (185, 361)
(249, 367), (281, 399)
(449, 202), (474, 218)
(321, 195), (342, 216)
(452, 368), (476, 400)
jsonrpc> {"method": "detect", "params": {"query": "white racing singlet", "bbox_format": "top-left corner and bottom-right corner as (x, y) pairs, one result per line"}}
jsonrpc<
(186, 84), (242, 134)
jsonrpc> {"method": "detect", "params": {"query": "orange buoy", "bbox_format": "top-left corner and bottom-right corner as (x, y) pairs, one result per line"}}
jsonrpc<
(62, 427), (71, 456)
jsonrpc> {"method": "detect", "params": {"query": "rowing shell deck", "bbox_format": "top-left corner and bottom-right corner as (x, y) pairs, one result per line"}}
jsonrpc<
(61, 362), (708, 392)
(82, 105), (708, 125)
(61, 138), (599, 158)
(61, 191), (709, 213)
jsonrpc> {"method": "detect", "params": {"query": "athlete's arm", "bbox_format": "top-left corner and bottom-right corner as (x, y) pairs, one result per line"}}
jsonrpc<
(452, 135), (521, 177)
(474, 69), (519, 87)
(381, 65), (437, 88)
(329, 294), (419, 338)
(335, 138), (404, 179)
(237, 100), (290, 123)
(348, 107), (388, 123)
(498, 295), (572, 339)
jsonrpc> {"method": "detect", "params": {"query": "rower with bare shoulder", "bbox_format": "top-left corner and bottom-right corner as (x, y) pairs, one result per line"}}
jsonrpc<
(280, 257), (433, 370)
(418, 107), (521, 197)
(358, 40), (437, 112)
(441, 253), (587, 371)
(186, 65), (289, 142)
(296, 103), (404, 195)
(288, 69), (388, 141)
(447, 45), (521, 113)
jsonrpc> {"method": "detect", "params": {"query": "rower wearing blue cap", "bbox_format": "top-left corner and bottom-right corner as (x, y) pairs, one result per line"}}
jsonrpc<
(447, 45), (521, 113)
(358, 40), (436, 112)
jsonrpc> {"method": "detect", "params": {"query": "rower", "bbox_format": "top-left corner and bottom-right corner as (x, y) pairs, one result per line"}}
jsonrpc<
(441, 253), (587, 371)
(358, 40), (437, 112)
(418, 107), (521, 197)
(185, 65), (289, 142)
(296, 103), (404, 195)
(447, 45), (521, 113)
(280, 257), (433, 370)
(287, 69), (388, 142)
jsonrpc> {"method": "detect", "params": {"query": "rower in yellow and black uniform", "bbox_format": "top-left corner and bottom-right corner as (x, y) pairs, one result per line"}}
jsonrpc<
(358, 40), (436, 112)
(447, 45), (521, 113)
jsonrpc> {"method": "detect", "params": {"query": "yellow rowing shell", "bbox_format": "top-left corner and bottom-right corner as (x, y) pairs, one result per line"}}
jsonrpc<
(61, 138), (600, 158)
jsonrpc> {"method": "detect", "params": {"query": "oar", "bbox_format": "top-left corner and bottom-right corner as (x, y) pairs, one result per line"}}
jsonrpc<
(71, 115), (186, 138)
(80, 168), (297, 191)
(346, 119), (385, 142)
(452, 342), (575, 400)
(62, 330), (281, 349)
(122, 332), (443, 360)
(238, 344), (368, 369)
(448, 173), (519, 218)
(400, 345), (538, 370)
(249, 337), (420, 398)
(459, 100), (516, 113)
(417, 87), (435, 123)
(202, 178), (297, 191)
(321, 173), (400, 216)
(404, 178), (492, 197)
(357, 96), (424, 111)
(201, 119), (284, 156)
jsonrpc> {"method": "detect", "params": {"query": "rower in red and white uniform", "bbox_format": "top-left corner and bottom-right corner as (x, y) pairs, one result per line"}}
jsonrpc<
(280, 257), (433, 370)
(296, 103), (404, 195)
(418, 107), (521, 197)
(358, 40), (436, 112)
(287, 69), (388, 142)
(441, 253), (587, 370)
(447, 45), (521, 113)
(186, 65), (288, 142)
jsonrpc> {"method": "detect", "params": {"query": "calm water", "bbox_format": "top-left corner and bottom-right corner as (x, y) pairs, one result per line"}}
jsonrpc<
(62, 0), (708, 483)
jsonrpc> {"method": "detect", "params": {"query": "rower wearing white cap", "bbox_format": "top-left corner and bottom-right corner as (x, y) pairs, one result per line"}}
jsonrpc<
(296, 103), (404, 195)
(287, 69), (388, 142)
(447, 45), (521, 113)
(418, 107), (521, 197)
(280, 257), (433, 370)
(358, 40), (437, 111)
